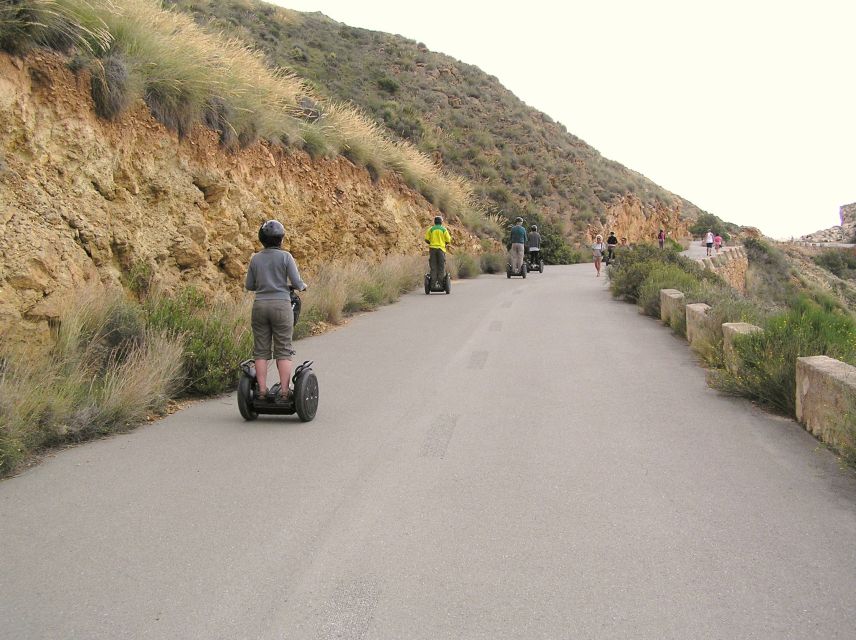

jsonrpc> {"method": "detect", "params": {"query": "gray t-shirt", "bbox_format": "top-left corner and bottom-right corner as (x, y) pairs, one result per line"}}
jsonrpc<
(245, 248), (306, 300)
(528, 232), (542, 250)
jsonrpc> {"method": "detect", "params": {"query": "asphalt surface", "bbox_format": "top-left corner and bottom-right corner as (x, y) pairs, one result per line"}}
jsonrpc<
(2, 265), (856, 639)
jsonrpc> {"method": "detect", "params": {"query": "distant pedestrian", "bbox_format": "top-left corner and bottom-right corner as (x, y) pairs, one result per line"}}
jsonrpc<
(704, 229), (715, 256)
(657, 228), (666, 249)
(714, 233), (723, 253)
(592, 234), (606, 277)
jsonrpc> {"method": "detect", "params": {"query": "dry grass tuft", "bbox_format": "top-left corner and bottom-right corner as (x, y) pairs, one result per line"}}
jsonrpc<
(0, 0), (487, 227)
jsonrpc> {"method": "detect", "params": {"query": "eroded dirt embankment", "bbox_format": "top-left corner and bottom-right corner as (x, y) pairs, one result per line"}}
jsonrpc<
(0, 52), (475, 344)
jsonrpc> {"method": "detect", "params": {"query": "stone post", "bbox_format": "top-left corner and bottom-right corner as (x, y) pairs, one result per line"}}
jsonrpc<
(721, 322), (762, 372)
(659, 289), (684, 324)
(685, 303), (712, 346)
(796, 356), (856, 450)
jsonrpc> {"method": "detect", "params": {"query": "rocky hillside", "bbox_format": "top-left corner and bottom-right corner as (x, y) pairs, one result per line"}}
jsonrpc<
(800, 203), (856, 243)
(0, 52), (475, 344)
(167, 0), (703, 241)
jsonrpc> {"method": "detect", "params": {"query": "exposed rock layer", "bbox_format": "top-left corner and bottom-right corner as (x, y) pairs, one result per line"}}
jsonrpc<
(800, 203), (856, 243)
(588, 194), (691, 244)
(0, 52), (473, 344)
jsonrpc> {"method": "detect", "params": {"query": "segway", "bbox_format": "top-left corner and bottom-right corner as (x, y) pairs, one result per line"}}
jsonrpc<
(424, 271), (451, 294)
(237, 288), (319, 422)
(506, 261), (527, 279)
(527, 252), (544, 273)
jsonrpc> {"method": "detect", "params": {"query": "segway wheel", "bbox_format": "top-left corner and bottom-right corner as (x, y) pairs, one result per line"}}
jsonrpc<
(237, 374), (258, 421)
(522, 264), (527, 279)
(506, 267), (511, 279)
(444, 274), (451, 294)
(539, 260), (544, 273)
(424, 274), (431, 295)
(294, 369), (319, 422)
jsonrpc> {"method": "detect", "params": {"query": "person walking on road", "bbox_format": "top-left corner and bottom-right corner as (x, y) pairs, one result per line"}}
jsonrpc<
(425, 216), (452, 288)
(245, 219), (308, 402)
(657, 228), (666, 249)
(509, 217), (527, 274)
(592, 234), (606, 277)
(704, 229), (715, 256)
(714, 233), (723, 253)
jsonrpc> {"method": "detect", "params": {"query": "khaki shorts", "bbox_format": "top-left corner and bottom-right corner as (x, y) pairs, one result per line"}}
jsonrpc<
(251, 299), (294, 360)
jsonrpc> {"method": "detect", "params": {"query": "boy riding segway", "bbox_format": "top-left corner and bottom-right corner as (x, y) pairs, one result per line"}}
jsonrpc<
(424, 216), (452, 294)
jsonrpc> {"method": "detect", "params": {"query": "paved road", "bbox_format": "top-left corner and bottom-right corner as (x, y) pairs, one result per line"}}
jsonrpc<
(2, 265), (855, 639)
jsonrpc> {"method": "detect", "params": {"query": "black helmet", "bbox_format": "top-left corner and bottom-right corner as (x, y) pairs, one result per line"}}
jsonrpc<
(258, 220), (285, 247)
(434, 216), (443, 225)
(530, 225), (538, 231)
(515, 217), (523, 224)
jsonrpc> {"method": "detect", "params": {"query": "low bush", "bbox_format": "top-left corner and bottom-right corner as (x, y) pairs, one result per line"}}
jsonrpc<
(453, 253), (482, 279)
(714, 298), (856, 416)
(0, 289), (184, 477)
(813, 249), (856, 280)
(300, 255), (423, 327)
(743, 237), (794, 306)
(608, 243), (706, 303)
(143, 288), (252, 395)
(637, 264), (706, 318)
(480, 251), (505, 274)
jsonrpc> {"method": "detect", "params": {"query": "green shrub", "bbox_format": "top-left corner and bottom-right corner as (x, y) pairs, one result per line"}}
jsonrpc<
(377, 77), (399, 94)
(665, 237), (684, 252)
(813, 249), (856, 280)
(608, 243), (708, 303)
(480, 251), (505, 274)
(690, 212), (733, 242)
(637, 264), (705, 318)
(143, 288), (252, 395)
(715, 298), (856, 416)
(453, 252), (482, 279)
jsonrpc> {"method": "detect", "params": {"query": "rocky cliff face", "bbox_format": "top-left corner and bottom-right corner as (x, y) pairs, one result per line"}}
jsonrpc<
(799, 203), (856, 243)
(0, 52), (473, 344)
(588, 194), (691, 243)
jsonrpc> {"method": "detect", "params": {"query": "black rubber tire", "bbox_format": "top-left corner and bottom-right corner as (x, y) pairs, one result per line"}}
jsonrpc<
(522, 264), (527, 279)
(539, 260), (544, 273)
(294, 370), (319, 422)
(506, 269), (511, 279)
(444, 274), (451, 294)
(237, 374), (258, 421)
(424, 275), (431, 295)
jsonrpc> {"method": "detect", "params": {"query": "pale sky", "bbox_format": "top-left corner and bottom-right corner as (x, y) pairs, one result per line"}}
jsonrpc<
(277, 0), (855, 238)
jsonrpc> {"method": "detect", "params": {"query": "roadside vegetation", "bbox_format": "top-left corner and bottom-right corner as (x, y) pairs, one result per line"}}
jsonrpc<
(812, 248), (856, 280)
(161, 0), (708, 243)
(0, 0), (499, 234)
(608, 240), (856, 461)
(0, 252), (496, 477)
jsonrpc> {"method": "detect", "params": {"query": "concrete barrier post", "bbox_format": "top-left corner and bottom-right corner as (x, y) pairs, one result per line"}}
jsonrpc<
(685, 303), (712, 346)
(796, 356), (856, 449)
(659, 289), (684, 324)
(721, 322), (762, 372)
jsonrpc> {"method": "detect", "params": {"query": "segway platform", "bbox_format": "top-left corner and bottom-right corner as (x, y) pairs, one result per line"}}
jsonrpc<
(506, 262), (528, 279)
(527, 256), (544, 273)
(238, 360), (318, 422)
(424, 272), (452, 294)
